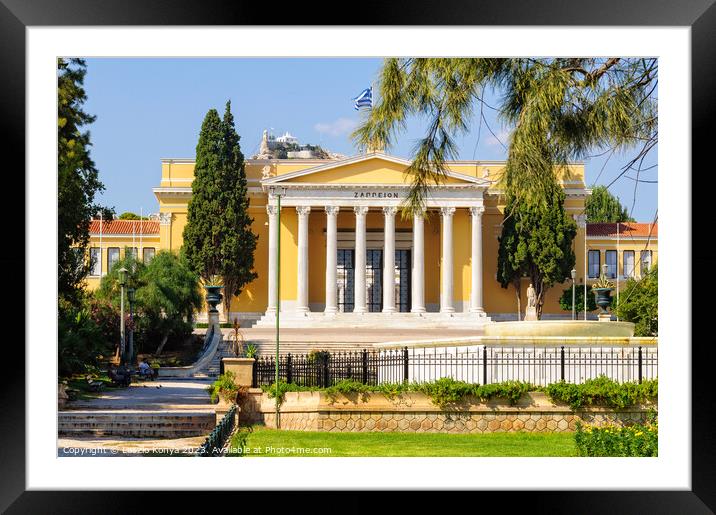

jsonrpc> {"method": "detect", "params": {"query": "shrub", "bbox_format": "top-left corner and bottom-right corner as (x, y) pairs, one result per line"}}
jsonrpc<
(207, 371), (239, 403)
(575, 419), (658, 456)
(58, 296), (114, 378)
(544, 376), (658, 410)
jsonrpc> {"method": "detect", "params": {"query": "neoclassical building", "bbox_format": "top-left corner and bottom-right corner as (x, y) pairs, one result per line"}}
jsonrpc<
(83, 151), (657, 327)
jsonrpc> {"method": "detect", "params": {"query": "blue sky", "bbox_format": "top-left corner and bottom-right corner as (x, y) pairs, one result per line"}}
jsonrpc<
(82, 58), (657, 221)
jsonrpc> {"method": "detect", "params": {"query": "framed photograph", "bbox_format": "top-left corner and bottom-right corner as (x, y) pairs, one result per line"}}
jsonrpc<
(4, 0), (713, 511)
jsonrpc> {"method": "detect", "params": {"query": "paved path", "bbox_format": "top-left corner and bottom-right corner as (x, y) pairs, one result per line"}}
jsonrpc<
(224, 327), (481, 340)
(65, 378), (215, 412)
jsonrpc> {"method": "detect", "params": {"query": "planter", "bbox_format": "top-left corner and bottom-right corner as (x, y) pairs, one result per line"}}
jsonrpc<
(593, 287), (614, 315)
(221, 357), (255, 387)
(204, 285), (224, 314)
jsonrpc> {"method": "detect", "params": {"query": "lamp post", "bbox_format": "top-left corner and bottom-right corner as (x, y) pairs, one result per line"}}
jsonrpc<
(118, 267), (128, 365)
(127, 288), (136, 365)
(269, 185), (286, 429)
(570, 268), (577, 321)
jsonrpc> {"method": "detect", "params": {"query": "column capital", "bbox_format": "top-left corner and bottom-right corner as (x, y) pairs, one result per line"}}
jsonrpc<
(325, 206), (340, 216)
(412, 208), (426, 219)
(382, 206), (398, 217)
(158, 212), (172, 226)
(266, 205), (279, 217)
(469, 206), (485, 217)
(573, 213), (587, 227)
(296, 206), (311, 216)
(440, 206), (456, 217)
(354, 206), (369, 216)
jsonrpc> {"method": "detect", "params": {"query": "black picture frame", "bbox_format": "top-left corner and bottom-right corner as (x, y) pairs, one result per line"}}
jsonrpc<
(2, 1), (713, 512)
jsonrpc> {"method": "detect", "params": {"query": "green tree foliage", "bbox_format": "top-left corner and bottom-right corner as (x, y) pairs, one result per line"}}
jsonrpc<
(559, 284), (601, 313)
(353, 58), (657, 213)
(58, 295), (114, 377)
(183, 101), (258, 312)
(95, 251), (202, 357)
(58, 58), (112, 304)
(585, 185), (635, 223)
(118, 212), (149, 220)
(497, 185), (577, 318)
(615, 265), (658, 336)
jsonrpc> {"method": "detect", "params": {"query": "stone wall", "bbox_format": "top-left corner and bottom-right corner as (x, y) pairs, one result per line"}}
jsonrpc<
(239, 390), (654, 433)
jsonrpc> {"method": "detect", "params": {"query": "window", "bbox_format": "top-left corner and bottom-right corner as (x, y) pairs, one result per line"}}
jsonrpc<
(588, 250), (600, 278)
(125, 247), (138, 261)
(89, 247), (101, 276)
(143, 247), (156, 263)
(605, 250), (617, 279)
(640, 250), (652, 275)
(107, 247), (120, 272)
(623, 250), (635, 278)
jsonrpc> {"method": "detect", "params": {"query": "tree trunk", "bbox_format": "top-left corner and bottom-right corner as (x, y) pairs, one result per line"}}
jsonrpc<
(154, 334), (169, 356)
(513, 278), (522, 321)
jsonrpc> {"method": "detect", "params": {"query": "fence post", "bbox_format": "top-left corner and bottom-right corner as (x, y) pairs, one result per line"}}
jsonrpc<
(560, 346), (565, 381)
(286, 353), (293, 384)
(638, 346), (643, 384)
(483, 345), (488, 385)
(323, 352), (330, 388)
(251, 358), (257, 388)
(403, 346), (409, 383)
(362, 349), (368, 385)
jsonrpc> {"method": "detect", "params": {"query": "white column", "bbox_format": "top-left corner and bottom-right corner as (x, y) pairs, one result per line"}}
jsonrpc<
(324, 206), (339, 313)
(353, 206), (369, 313)
(382, 206), (397, 313)
(440, 207), (456, 313)
(296, 206), (311, 313)
(266, 205), (279, 314)
(411, 210), (426, 313)
(469, 206), (485, 314)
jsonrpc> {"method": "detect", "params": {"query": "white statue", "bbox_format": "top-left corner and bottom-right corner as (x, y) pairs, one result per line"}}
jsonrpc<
(527, 283), (536, 308)
(524, 283), (538, 321)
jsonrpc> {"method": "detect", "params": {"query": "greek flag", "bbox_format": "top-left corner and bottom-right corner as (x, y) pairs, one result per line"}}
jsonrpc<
(353, 87), (372, 110)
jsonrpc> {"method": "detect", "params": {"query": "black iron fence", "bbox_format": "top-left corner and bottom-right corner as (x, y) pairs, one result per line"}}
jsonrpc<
(252, 345), (657, 388)
(196, 404), (236, 457)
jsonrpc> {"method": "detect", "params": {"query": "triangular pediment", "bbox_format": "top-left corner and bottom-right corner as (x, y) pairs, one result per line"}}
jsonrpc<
(262, 153), (490, 187)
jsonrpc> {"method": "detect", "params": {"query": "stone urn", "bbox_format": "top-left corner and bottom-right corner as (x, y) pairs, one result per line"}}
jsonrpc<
(204, 285), (224, 314)
(593, 287), (614, 315)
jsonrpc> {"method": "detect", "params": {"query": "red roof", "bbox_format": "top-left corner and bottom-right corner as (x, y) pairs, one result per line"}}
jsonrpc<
(587, 222), (657, 238)
(89, 219), (160, 235)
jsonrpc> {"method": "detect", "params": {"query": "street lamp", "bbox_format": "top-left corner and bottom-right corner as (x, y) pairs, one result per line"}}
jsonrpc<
(570, 268), (577, 321)
(127, 288), (136, 365)
(118, 267), (128, 365)
(269, 185), (287, 429)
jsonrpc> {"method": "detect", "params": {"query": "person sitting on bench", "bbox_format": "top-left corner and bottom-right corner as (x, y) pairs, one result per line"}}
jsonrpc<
(138, 360), (153, 380)
(108, 364), (131, 387)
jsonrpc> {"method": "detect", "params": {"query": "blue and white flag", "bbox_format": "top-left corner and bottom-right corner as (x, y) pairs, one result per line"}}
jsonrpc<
(353, 87), (373, 110)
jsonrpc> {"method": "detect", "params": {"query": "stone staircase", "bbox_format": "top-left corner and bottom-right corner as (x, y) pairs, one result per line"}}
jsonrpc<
(58, 410), (216, 438)
(253, 311), (491, 330)
(206, 338), (237, 377)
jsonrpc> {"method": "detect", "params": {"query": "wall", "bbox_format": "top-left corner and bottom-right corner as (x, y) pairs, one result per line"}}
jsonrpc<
(240, 390), (654, 433)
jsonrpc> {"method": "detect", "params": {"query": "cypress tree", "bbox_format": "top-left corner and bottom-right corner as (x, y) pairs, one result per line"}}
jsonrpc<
(497, 185), (577, 319)
(585, 185), (635, 223)
(183, 101), (258, 314)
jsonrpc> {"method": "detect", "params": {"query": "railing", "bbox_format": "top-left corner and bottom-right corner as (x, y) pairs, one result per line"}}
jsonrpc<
(196, 404), (236, 457)
(252, 345), (658, 388)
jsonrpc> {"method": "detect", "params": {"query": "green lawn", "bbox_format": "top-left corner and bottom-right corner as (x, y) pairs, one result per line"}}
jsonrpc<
(228, 426), (577, 457)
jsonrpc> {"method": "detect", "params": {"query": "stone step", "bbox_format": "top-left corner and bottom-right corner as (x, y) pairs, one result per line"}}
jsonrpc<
(58, 411), (216, 438)
(253, 312), (491, 329)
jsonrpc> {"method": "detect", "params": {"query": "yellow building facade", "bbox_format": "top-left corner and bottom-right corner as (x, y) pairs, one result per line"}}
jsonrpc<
(85, 151), (657, 326)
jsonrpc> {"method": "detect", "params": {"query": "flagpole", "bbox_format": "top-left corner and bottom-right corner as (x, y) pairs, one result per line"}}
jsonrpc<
(616, 222), (620, 321)
(99, 211), (103, 277)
